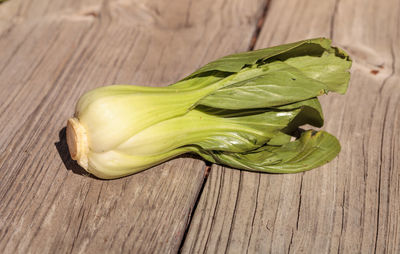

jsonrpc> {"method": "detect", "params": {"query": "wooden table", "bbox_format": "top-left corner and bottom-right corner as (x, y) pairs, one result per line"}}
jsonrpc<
(1, 0), (399, 253)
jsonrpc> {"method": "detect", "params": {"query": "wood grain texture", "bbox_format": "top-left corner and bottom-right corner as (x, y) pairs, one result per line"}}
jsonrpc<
(0, 0), (266, 253)
(181, 0), (400, 253)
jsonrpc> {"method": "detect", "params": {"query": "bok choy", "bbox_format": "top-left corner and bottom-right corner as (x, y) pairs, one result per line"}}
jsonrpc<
(66, 38), (351, 179)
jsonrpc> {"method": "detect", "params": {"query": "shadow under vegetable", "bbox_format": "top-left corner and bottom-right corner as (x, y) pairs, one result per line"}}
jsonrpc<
(55, 127), (92, 177)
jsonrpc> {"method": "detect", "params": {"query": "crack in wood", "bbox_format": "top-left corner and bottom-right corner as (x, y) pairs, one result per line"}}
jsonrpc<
(337, 187), (346, 254)
(248, 0), (271, 51)
(295, 174), (303, 230)
(374, 95), (391, 253)
(246, 174), (261, 254)
(329, 0), (340, 39)
(202, 165), (224, 253)
(224, 171), (242, 254)
(287, 228), (294, 254)
(379, 43), (396, 94)
(178, 162), (212, 253)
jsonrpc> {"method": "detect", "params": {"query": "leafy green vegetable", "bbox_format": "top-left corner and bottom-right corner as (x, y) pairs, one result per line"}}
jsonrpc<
(190, 130), (341, 173)
(66, 38), (351, 179)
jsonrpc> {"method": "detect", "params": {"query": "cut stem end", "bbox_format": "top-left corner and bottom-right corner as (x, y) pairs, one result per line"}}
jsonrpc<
(66, 117), (89, 170)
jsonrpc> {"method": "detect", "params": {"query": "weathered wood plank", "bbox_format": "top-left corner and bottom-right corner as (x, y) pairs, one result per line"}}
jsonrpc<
(181, 0), (400, 253)
(0, 0), (266, 253)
